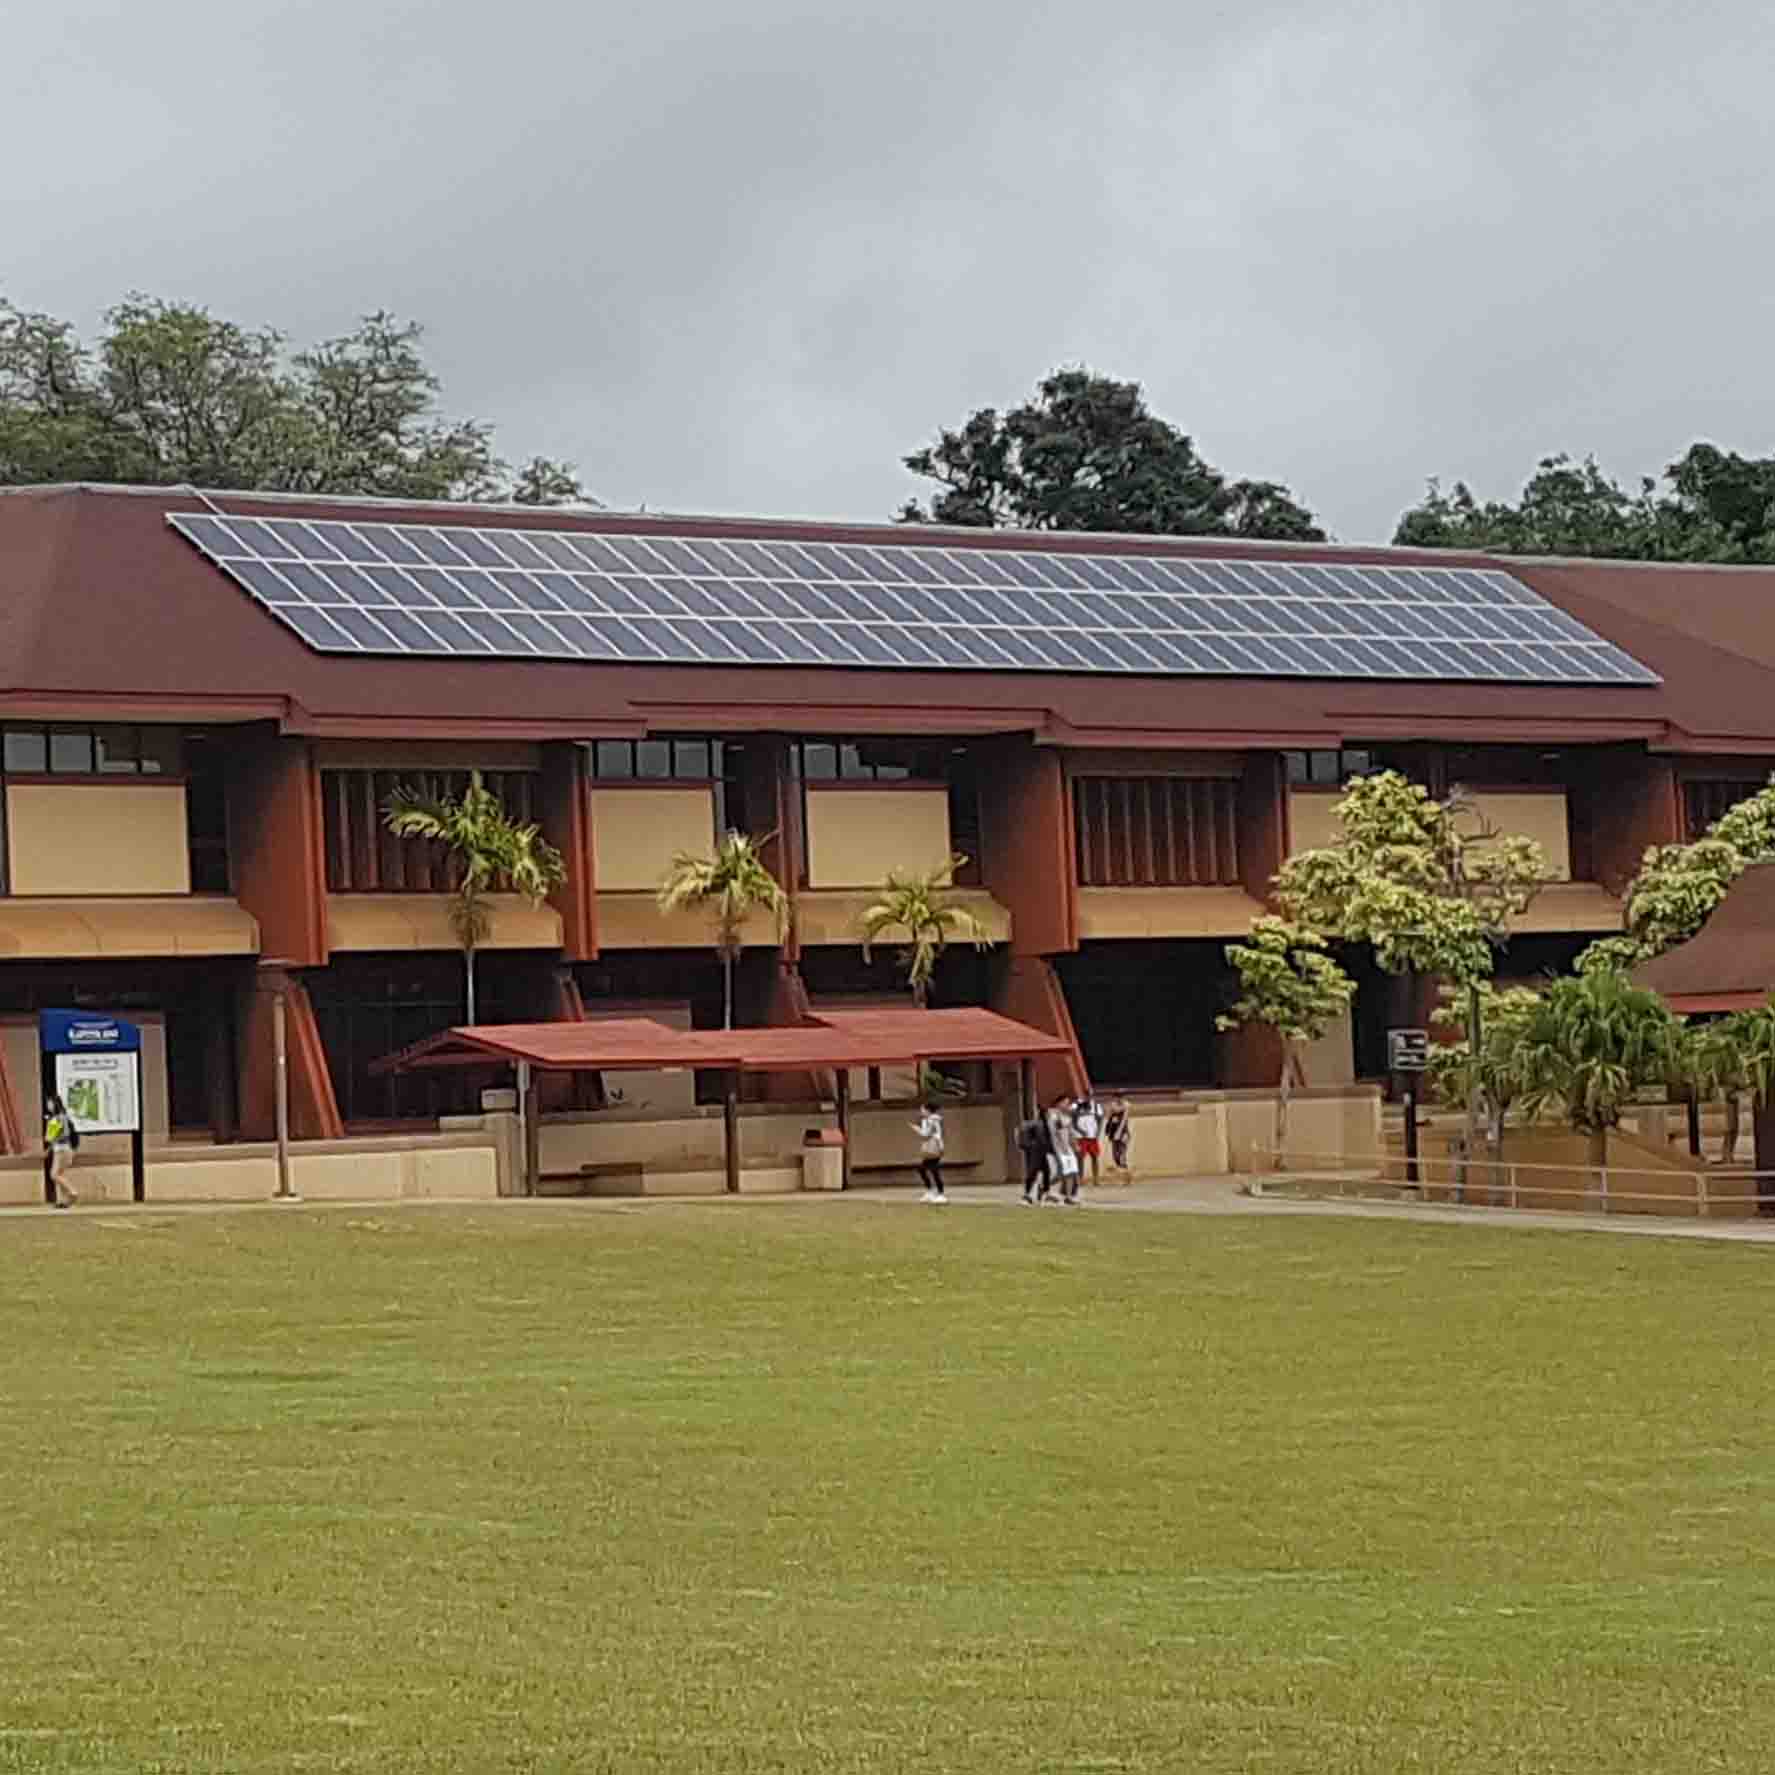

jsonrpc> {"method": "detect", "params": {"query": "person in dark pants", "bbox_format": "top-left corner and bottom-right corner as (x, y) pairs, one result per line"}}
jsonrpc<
(1016, 1109), (1053, 1204)
(912, 1103), (947, 1203)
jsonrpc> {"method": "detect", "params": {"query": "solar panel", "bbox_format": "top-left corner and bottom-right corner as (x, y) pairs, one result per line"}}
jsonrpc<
(167, 514), (1661, 686)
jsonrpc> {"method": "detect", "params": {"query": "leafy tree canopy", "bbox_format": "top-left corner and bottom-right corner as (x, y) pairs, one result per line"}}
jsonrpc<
(1576, 782), (1775, 973)
(1217, 917), (1356, 1056)
(1511, 969), (1681, 1142)
(1394, 445), (1775, 563)
(899, 369), (1324, 540)
(1273, 772), (1552, 986)
(0, 293), (591, 505)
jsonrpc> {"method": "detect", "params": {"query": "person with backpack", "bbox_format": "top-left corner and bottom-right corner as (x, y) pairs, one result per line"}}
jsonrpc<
(1016, 1106), (1054, 1204)
(43, 1091), (78, 1209)
(1048, 1095), (1081, 1206)
(1072, 1092), (1105, 1187)
(912, 1102), (947, 1203)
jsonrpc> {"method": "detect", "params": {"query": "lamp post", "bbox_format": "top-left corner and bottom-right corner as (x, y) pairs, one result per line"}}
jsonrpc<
(264, 963), (301, 1204)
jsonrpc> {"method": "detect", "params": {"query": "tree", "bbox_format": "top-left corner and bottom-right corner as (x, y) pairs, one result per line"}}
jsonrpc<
(899, 369), (1324, 540)
(1575, 782), (1775, 974)
(656, 831), (788, 1030)
(858, 855), (993, 1007)
(0, 294), (591, 503)
(383, 773), (566, 1024)
(1274, 771), (1553, 1157)
(1510, 970), (1681, 1168)
(1393, 445), (1775, 563)
(1426, 983), (1542, 1154)
(1216, 917), (1356, 1163)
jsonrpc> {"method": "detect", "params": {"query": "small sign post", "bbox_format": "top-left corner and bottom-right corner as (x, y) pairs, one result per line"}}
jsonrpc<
(1387, 1027), (1429, 1187)
(40, 1011), (145, 1203)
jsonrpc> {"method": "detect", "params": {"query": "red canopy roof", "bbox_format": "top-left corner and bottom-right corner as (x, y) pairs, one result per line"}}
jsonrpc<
(376, 1006), (1072, 1076)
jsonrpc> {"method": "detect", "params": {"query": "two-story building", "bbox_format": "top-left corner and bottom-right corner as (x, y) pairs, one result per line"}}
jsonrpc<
(0, 481), (1769, 1154)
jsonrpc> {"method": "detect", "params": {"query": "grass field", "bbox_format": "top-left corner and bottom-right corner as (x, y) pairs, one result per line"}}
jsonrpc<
(3, 1197), (1775, 1772)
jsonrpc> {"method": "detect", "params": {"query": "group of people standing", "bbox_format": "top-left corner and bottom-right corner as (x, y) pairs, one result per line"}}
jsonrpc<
(911, 1092), (1133, 1205)
(1016, 1091), (1133, 1206)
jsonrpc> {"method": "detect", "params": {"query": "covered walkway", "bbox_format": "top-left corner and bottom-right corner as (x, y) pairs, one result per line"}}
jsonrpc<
(378, 1006), (1073, 1194)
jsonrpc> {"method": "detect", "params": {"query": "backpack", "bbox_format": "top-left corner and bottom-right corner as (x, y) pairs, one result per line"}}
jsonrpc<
(1015, 1117), (1049, 1155)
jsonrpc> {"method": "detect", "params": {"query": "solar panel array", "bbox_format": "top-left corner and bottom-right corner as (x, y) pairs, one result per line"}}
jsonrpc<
(168, 512), (1660, 685)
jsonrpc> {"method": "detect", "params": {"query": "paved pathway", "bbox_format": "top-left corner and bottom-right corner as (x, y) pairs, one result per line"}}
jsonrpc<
(862, 1175), (1775, 1246)
(6, 1175), (1774, 1247)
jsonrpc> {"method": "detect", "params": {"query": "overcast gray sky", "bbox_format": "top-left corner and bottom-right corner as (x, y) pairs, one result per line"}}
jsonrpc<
(5, 0), (1772, 540)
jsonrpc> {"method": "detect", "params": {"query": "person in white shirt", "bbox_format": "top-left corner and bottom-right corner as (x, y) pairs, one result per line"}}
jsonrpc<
(912, 1103), (947, 1202)
(1072, 1094), (1104, 1187)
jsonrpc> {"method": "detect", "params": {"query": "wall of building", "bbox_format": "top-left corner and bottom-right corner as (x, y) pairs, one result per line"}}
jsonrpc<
(6, 784), (190, 895)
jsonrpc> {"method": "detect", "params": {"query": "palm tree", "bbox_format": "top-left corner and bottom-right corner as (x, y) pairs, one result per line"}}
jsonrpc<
(859, 855), (993, 1008)
(384, 772), (566, 1025)
(657, 830), (788, 1029)
(1510, 969), (1680, 1168)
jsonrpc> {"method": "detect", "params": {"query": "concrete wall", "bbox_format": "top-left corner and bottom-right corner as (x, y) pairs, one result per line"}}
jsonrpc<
(535, 1099), (1011, 1184)
(6, 783), (190, 895)
(1186, 1085), (1384, 1173)
(1405, 1125), (1758, 1218)
(0, 1131), (500, 1206)
(804, 786), (951, 889)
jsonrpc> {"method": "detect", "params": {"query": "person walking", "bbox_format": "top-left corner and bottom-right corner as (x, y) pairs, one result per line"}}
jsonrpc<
(1072, 1092), (1105, 1186)
(912, 1102), (947, 1203)
(43, 1092), (78, 1209)
(1105, 1094), (1134, 1183)
(1016, 1105), (1053, 1204)
(1048, 1095), (1081, 1205)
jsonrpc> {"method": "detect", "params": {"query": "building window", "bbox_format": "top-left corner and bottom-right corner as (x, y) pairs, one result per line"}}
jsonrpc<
(1283, 748), (1375, 787)
(321, 769), (538, 893)
(588, 737), (725, 782)
(1684, 778), (1769, 841)
(790, 740), (913, 782)
(0, 723), (184, 777)
(1073, 777), (1241, 887)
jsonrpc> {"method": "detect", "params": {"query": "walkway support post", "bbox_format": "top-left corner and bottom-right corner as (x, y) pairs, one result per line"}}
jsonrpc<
(272, 983), (299, 1203)
(835, 1068), (851, 1191)
(1019, 1058), (1035, 1124)
(723, 1070), (740, 1194)
(517, 1060), (539, 1197)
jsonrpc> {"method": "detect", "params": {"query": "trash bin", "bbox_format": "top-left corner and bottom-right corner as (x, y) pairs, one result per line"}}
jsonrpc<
(801, 1126), (845, 1192)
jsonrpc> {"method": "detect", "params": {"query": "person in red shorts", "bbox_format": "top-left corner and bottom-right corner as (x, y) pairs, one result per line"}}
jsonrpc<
(1071, 1092), (1104, 1187)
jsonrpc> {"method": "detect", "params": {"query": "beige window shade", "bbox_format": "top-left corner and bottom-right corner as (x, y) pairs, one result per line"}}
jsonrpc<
(590, 788), (717, 892)
(5, 784), (190, 896)
(804, 787), (950, 890)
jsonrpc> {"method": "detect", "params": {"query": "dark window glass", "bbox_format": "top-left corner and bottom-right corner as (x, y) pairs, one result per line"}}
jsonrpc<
(49, 728), (94, 773)
(802, 742), (837, 780)
(839, 743), (870, 780)
(4, 728), (46, 773)
(1343, 750), (1374, 778)
(637, 740), (672, 778)
(594, 740), (634, 779)
(674, 740), (711, 779)
(874, 762), (910, 780)
(94, 725), (139, 774)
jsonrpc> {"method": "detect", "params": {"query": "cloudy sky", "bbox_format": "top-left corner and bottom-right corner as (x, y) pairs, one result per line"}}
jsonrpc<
(5, 0), (1771, 540)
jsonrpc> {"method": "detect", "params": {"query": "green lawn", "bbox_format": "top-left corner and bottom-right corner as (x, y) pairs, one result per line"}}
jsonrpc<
(3, 1198), (1775, 1772)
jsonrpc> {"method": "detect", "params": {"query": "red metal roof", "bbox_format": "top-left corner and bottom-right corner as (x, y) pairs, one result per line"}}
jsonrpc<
(13, 482), (1775, 750)
(377, 1006), (1072, 1075)
(1633, 863), (1775, 1012)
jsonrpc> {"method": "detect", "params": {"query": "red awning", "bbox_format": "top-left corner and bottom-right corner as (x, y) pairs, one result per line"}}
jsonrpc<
(375, 1005), (1072, 1077)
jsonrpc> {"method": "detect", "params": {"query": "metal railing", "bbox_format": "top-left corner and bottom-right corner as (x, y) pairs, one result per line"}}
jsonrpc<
(1249, 1148), (1775, 1220)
